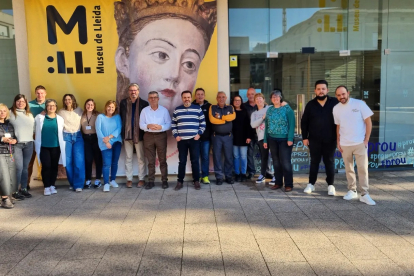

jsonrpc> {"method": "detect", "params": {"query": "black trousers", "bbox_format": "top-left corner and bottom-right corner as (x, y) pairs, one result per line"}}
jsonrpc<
(83, 134), (103, 180)
(308, 139), (336, 186)
(40, 147), (60, 188)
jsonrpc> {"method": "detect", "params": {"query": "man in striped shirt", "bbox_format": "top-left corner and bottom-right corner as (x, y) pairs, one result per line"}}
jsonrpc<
(171, 90), (206, 191)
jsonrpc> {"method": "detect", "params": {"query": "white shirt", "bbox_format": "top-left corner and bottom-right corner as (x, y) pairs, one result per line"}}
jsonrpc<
(333, 98), (373, 146)
(139, 105), (171, 132)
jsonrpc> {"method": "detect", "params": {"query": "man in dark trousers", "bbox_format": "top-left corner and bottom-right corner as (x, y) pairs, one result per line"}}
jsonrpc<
(301, 80), (339, 195)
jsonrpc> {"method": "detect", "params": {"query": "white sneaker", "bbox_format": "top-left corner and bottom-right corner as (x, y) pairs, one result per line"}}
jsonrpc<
(328, 185), (336, 196)
(269, 177), (276, 186)
(256, 175), (265, 184)
(103, 184), (110, 192)
(44, 187), (51, 196)
(50, 186), (57, 194)
(75, 188), (82, 192)
(343, 190), (358, 200)
(360, 194), (376, 206)
(304, 184), (315, 194)
(110, 180), (119, 188)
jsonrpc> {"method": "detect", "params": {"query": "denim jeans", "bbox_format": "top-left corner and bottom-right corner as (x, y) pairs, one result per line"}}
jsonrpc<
(268, 138), (293, 187)
(200, 140), (210, 178)
(233, 146), (248, 175)
(177, 138), (200, 182)
(212, 134), (233, 180)
(101, 142), (122, 184)
(14, 142), (34, 189)
(63, 131), (85, 189)
(0, 154), (17, 196)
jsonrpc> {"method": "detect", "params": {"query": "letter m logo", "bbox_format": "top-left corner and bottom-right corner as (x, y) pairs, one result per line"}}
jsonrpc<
(47, 5), (87, 45)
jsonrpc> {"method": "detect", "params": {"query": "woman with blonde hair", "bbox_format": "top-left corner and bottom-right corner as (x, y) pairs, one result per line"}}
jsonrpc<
(0, 103), (18, 208)
(96, 100), (122, 192)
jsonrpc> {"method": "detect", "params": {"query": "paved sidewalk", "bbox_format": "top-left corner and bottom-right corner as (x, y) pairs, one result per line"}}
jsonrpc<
(1, 170), (414, 276)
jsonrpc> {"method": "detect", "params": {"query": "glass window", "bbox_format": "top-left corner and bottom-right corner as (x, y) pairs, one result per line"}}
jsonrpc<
(229, 0), (413, 172)
(0, 0), (19, 106)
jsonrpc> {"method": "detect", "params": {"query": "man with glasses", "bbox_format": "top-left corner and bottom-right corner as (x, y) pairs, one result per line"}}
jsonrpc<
(119, 83), (149, 188)
(139, 91), (171, 189)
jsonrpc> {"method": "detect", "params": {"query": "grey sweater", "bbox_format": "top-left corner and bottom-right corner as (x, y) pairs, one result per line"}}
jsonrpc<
(250, 105), (269, 141)
(9, 109), (35, 143)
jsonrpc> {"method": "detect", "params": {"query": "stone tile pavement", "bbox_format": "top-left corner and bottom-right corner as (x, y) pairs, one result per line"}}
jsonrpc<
(1, 170), (414, 275)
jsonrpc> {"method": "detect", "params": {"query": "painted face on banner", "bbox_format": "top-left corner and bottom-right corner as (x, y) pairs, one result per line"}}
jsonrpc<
(127, 19), (206, 115)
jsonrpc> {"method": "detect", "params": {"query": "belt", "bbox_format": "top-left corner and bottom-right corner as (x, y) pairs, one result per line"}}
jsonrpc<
(214, 132), (231, 136)
(83, 133), (97, 136)
(145, 131), (166, 134)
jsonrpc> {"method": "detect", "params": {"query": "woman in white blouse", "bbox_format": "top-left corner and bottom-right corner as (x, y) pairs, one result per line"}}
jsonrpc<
(58, 94), (85, 192)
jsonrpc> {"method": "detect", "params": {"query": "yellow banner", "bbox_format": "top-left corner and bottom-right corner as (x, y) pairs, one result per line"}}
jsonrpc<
(25, 0), (218, 175)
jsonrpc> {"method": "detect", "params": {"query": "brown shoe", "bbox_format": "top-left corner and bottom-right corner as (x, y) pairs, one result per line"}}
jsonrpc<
(162, 181), (169, 189)
(284, 187), (293, 192)
(126, 181), (132, 188)
(270, 184), (282, 190)
(194, 181), (201, 190)
(137, 180), (145, 188)
(174, 181), (183, 191)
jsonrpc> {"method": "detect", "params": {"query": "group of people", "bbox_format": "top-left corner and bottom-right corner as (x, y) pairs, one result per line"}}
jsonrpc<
(0, 80), (376, 209)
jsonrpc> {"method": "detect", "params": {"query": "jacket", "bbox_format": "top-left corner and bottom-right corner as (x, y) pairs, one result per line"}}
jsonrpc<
(192, 100), (211, 141)
(34, 114), (66, 166)
(0, 120), (16, 154)
(119, 97), (149, 142)
(232, 109), (253, 146)
(209, 104), (236, 134)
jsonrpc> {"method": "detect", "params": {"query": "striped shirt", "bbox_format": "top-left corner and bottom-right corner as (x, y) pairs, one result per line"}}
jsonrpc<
(171, 104), (206, 140)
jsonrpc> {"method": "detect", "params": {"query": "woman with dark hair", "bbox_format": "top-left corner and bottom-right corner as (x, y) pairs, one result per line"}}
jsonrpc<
(263, 90), (295, 192)
(232, 95), (252, 182)
(9, 94), (35, 199)
(81, 99), (102, 189)
(34, 99), (66, 196)
(96, 100), (122, 192)
(0, 103), (17, 208)
(58, 94), (85, 192)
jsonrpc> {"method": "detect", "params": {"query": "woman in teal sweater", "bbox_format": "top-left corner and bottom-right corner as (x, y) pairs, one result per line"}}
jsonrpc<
(263, 90), (295, 192)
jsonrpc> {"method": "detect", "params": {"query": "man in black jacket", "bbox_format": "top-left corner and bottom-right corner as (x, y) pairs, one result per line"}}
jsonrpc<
(119, 83), (149, 188)
(301, 80), (339, 195)
(193, 88), (212, 184)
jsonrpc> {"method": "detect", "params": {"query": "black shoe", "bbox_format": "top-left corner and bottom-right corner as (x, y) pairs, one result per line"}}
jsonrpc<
(235, 174), (241, 182)
(225, 177), (234, 184)
(145, 182), (154, 190)
(84, 180), (92, 189)
(20, 189), (32, 198)
(12, 192), (25, 201)
(246, 173), (254, 180)
(162, 181), (169, 189)
(240, 174), (246, 182)
(27, 184), (31, 190)
(216, 179), (223, 185)
(94, 180), (102, 188)
(265, 173), (274, 179)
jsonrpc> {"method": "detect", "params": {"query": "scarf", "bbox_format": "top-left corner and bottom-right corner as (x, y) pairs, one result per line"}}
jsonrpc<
(124, 97), (140, 143)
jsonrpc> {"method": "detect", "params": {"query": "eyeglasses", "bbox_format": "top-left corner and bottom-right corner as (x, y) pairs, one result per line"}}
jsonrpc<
(129, 90), (138, 92)
(148, 97), (159, 100)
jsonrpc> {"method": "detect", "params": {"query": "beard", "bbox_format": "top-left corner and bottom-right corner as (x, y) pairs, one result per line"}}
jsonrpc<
(315, 95), (327, 101)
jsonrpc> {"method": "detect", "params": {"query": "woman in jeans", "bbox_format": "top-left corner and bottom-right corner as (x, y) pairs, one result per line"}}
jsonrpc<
(58, 94), (85, 192)
(81, 99), (102, 189)
(232, 95), (252, 182)
(34, 99), (66, 196)
(0, 103), (18, 209)
(9, 94), (35, 199)
(96, 100), (122, 192)
(263, 90), (295, 192)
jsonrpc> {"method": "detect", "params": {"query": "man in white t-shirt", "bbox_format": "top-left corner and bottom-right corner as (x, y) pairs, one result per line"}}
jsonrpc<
(333, 86), (376, 206)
